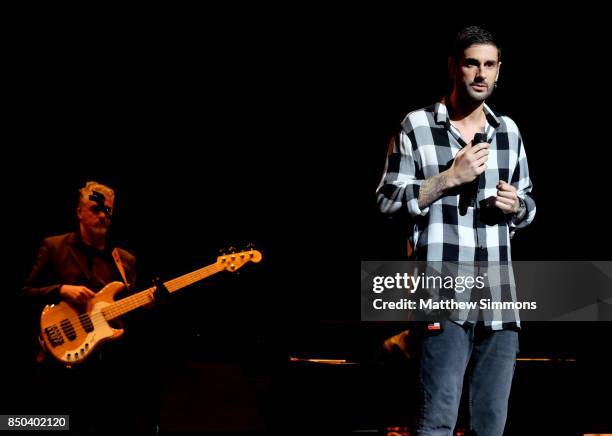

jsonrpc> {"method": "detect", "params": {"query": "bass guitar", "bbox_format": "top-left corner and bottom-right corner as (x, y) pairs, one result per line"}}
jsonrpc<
(39, 248), (262, 367)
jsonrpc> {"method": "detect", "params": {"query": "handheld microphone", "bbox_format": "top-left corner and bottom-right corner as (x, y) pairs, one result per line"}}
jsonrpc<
(470, 132), (488, 206)
(459, 133), (488, 215)
(472, 132), (488, 146)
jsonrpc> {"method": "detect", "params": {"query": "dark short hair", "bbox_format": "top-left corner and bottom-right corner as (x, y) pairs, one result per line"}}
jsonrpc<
(450, 25), (501, 63)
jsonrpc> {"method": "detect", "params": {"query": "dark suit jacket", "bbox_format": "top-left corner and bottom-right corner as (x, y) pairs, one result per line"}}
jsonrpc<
(23, 232), (136, 305)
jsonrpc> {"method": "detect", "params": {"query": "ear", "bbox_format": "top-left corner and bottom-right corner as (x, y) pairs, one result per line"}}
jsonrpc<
(76, 206), (83, 220)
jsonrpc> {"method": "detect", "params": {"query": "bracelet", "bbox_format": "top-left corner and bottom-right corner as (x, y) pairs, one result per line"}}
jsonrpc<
(514, 198), (526, 221)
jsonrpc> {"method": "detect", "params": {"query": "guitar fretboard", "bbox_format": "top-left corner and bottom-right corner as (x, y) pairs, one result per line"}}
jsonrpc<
(101, 263), (224, 321)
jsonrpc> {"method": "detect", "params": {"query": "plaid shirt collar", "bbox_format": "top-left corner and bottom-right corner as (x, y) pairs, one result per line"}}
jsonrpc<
(435, 97), (501, 130)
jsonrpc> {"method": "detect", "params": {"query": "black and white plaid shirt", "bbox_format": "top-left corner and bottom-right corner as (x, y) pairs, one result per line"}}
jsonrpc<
(376, 99), (536, 329)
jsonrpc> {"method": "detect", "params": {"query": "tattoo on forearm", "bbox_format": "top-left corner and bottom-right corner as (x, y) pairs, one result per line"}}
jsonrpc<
(418, 173), (450, 209)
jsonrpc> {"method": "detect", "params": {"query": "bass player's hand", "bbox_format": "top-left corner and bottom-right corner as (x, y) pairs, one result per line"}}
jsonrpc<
(59, 285), (95, 306)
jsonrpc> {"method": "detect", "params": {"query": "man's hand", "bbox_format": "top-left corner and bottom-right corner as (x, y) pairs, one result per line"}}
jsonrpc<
(418, 139), (490, 210)
(494, 180), (520, 214)
(448, 140), (489, 186)
(59, 285), (96, 306)
(144, 288), (156, 309)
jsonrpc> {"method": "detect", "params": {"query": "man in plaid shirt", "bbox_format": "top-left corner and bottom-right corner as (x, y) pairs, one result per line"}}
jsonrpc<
(376, 26), (535, 435)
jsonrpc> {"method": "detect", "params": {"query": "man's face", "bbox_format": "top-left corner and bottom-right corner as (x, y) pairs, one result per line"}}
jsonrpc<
(453, 43), (501, 103)
(77, 197), (113, 238)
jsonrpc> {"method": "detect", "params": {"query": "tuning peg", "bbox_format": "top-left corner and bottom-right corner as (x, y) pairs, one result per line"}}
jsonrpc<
(246, 242), (256, 250)
(227, 246), (237, 254)
(218, 248), (227, 256)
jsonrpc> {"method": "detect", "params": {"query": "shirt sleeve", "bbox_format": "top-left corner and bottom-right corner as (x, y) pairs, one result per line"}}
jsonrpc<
(22, 239), (62, 304)
(376, 129), (429, 217)
(508, 130), (536, 236)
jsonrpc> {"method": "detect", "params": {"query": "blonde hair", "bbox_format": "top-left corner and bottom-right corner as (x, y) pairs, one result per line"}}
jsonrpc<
(78, 181), (115, 205)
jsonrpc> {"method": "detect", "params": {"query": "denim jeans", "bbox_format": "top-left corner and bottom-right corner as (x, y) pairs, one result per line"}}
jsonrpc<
(416, 321), (519, 436)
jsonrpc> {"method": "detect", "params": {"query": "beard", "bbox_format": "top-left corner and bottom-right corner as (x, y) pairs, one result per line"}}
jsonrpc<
(461, 81), (494, 102)
(88, 223), (108, 238)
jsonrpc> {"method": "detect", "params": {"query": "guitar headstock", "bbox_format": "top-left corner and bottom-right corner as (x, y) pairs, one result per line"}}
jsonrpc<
(217, 245), (262, 272)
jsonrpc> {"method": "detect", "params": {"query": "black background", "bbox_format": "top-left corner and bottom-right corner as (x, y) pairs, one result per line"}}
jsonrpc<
(8, 15), (612, 321)
(4, 9), (612, 432)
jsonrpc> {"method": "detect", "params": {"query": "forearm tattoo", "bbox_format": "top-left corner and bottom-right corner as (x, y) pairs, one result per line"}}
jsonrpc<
(418, 172), (451, 210)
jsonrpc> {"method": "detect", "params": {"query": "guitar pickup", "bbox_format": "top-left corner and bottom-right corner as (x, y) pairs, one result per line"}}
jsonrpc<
(78, 313), (94, 333)
(60, 319), (77, 341)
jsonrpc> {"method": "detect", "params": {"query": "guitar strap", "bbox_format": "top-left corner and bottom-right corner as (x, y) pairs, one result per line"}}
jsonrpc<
(112, 248), (130, 290)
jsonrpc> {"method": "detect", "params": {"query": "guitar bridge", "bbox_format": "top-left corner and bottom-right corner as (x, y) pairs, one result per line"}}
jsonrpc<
(44, 325), (64, 347)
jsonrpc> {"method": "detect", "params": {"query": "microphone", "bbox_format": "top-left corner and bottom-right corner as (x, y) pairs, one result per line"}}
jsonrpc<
(472, 132), (488, 147)
(459, 133), (488, 215)
(470, 132), (488, 206)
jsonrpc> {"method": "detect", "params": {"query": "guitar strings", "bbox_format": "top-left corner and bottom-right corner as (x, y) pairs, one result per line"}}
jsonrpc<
(103, 264), (225, 319)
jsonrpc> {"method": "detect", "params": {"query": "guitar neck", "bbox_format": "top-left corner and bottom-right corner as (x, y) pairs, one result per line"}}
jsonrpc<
(102, 263), (224, 321)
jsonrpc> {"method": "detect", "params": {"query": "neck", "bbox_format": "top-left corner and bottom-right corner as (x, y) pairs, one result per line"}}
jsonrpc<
(448, 90), (486, 126)
(80, 226), (106, 251)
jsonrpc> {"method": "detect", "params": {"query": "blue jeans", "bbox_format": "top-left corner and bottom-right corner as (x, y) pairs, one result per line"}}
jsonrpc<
(416, 321), (519, 436)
